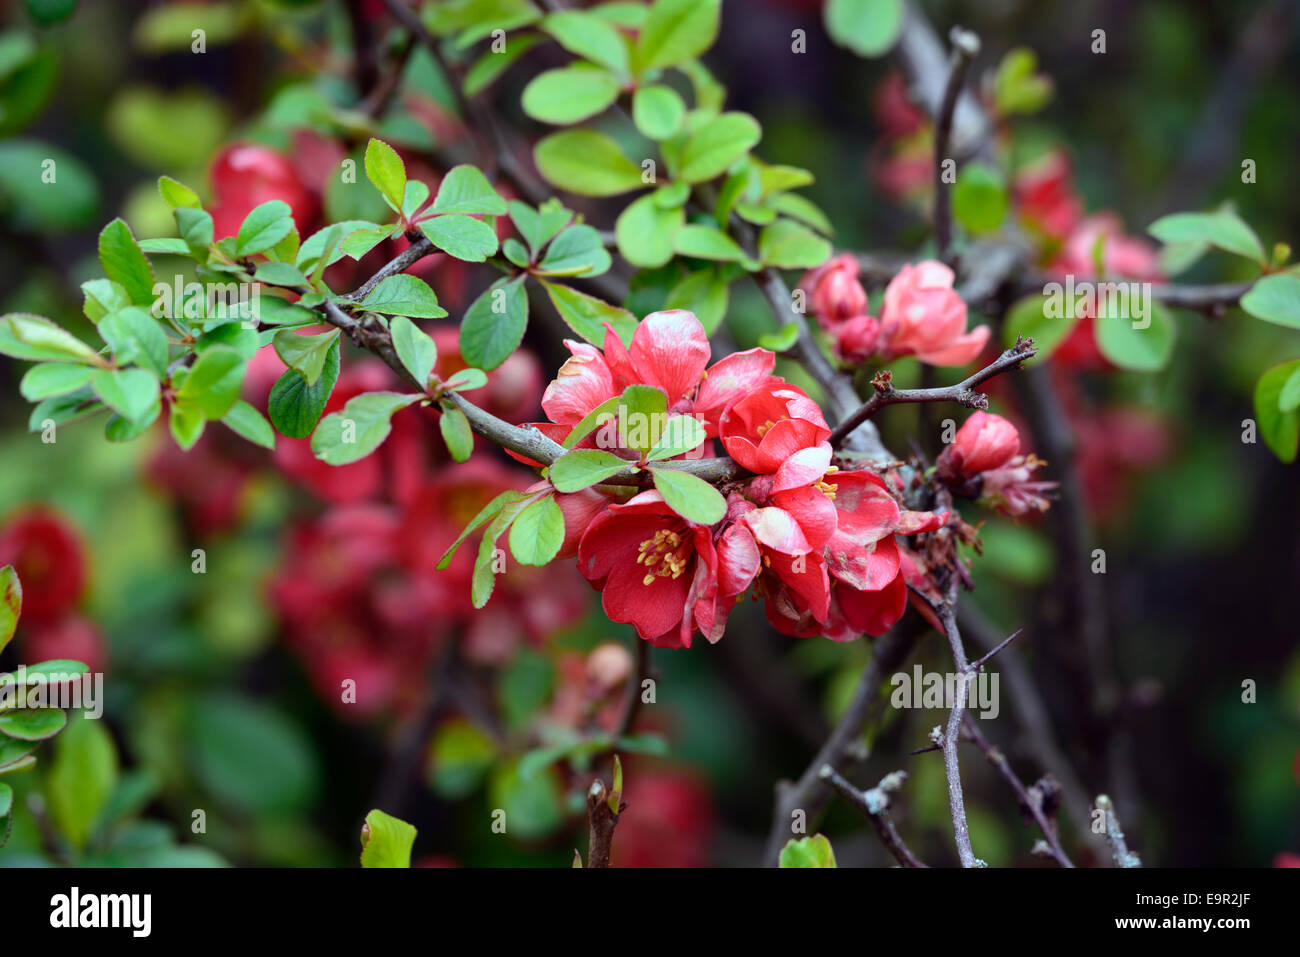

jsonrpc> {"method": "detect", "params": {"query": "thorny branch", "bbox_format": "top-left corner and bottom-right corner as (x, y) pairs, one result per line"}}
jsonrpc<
(932, 27), (981, 264)
(820, 766), (929, 868)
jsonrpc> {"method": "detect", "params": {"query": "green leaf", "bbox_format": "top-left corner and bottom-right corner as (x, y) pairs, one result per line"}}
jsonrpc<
(522, 65), (621, 124)
(538, 224), (611, 276)
(544, 10), (631, 75)
(509, 198), (573, 254)
(3, 660), (89, 685)
(419, 213), (499, 262)
(650, 466), (726, 524)
(646, 414), (706, 460)
(437, 490), (526, 569)
(1001, 294), (1079, 365)
(0, 707), (67, 742)
(539, 279), (638, 345)
(439, 405), (474, 462)
(402, 180), (430, 220)
(81, 279), (132, 322)
(360, 809), (416, 868)
(464, 33), (545, 96)
(0, 736), (37, 773)
(98, 218), (156, 306)
(20, 363), (95, 401)
(340, 227), (390, 261)
(1239, 273), (1300, 329)
(766, 192), (834, 235)
(273, 328), (339, 386)
(632, 84), (686, 139)
(169, 401), (205, 450)
(0, 313), (101, 364)
(508, 496), (565, 566)
(550, 448), (633, 492)
(1148, 209), (1266, 265)
(92, 368), (159, 424)
(47, 713), (118, 851)
(635, 0), (720, 73)
(234, 200), (294, 257)
(758, 323), (800, 352)
(177, 344), (245, 418)
(311, 392), (421, 465)
(221, 399), (275, 450)
(953, 162), (1009, 234)
(158, 174), (202, 210)
(665, 268), (728, 334)
(1279, 366), (1300, 414)
(616, 193), (684, 268)
(677, 112), (761, 183)
(460, 276), (529, 371)
(993, 47), (1053, 115)
(1093, 302), (1175, 372)
(255, 261), (308, 287)
(360, 274), (448, 318)
(472, 496), (535, 608)
(0, 781), (10, 826)
(824, 0), (904, 58)
(427, 719), (498, 799)
(0, 565), (18, 654)
(138, 237), (193, 256)
(176, 206), (214, 257)
(268, 337), (339, 438)
(535, 130), (645, 197)
(391, 314), (438, 387)
(1254, 359), (1300, 463)
(675, 223), (749, 262)
(99, 306), (170, 376)
(364, 137), (407, 211)
(431, 164), (507, 216)
(190, 694), (318, 815)
(446, 367), (489, 392)
(778, 833), (838, 868)
(757, 219), (831, 268)
(297, 221), (375, 272)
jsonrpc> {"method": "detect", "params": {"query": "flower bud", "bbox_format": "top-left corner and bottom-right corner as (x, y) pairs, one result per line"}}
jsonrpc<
(937, 412), (1020, 481)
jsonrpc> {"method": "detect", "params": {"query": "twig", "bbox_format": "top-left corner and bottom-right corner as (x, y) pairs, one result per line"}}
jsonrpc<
(935, 588), (978, 867)
(585, 777), (622, 868)
(828, 338), (1037, 449)
(932, 27), (980, 264)
(1094, 794), (1141, 868)
(820, 766), (929, 868)
(961, 714), (1074, 868)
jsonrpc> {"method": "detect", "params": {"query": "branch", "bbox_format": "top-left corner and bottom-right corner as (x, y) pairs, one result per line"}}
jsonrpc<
(961, 714), (1074, 868)
(932, 27), (981, 264)
(584, 776), (623, 868)
(1094, 794), (1142, 868)
(935, 588), (978, 868)
(828, 338), (1038, 449)
(820, 766), (929, 868)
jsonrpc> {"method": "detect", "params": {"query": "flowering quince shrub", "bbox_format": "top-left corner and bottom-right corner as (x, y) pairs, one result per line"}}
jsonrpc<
(0, 0), (1296, 871)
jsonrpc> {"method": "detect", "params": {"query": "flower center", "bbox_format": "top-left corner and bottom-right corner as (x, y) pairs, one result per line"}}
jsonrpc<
(636, 528), (690, 585)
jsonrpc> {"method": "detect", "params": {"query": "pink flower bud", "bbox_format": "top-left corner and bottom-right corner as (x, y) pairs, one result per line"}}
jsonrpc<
(801, 254), (867, 327)
(937, 412), (1020, 480)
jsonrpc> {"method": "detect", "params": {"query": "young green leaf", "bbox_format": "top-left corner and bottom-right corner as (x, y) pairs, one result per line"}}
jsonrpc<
(221, 399), (276, 450)
(439, 404), (474, 462)
(675, 223), (749, 262)
(665, 268), (728, 333)
(650, 466), (726, 525)
(1093, 303), (1175, 372)
(431, 164), (507, 216)
(360, 809), (417, 869)
(177, 344), (246, 418)
(677, 112), (761, 184)
(615, 194), (684, 268)
(539, 279), (638, 346)
(534, 130), (645, 197)
(0, 707), (67, 742)
(158, 174), (202, 210)
(311, 392), (421, 465)
(508, 496), (565, 566)
(169, 401), (206, 450)
(757, 218), (832, 269)
(437, 490), (527, 569)
(646, 414), (706, 460)
(47, 713), (119, 851)
(0, 313), (102, 364)
(522, 66), (621, 125)
(255, 261), (308, 287)
(0, 565), (19, 654)
(1254, 359), (1300, 463)
(176, 207), (215, 257)
(98, 306), (169, 376)
(360, 274), (449, 318)
(778, 834), (838, 868)
(471, 495), (536, 608)
(20, 363), (95, 401)
(537, 224), (611, 277)
(98, 218), (156, 306)
(509, 198), (572, 254)
(390, 315), (438, 387)
(460, 276), (529, 371)
(632, 84), (686, 139)
(235, 200), (295, 257)
(824, 0), (904, 58)
(419, 213), (499, 262)
(268, 338), (340, 438)
(550, 448), (634, 492)
(635, 0), (721, 73)
(364, 137), (407, 211)
(92, 368), (160, 424)
(543, 9), (631, 75)
(1148, 209), (1267, 265)
(1240, 273), (1300, 330)
(273, 328), (340, 386)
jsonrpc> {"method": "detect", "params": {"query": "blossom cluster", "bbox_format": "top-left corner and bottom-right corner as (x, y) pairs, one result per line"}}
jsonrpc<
(533, 310), (949, 649)
(801, 257), (990, 367)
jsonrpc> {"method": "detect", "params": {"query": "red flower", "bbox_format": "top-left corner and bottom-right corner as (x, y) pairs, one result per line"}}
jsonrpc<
(800, 253), (867, 327)
(719, 382), (831, 476)
(577, 490), (757, 648)
(1014, 149), (1083, 241)
(937, 411), (1021, 481)
(24, 613), (107, 674)
(0, 508), (87, 623)
(209, 144), (315, 240)
(541, 310), (777, 438)
(878, 261), (989, 366)
(834, 315), (882, 364)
